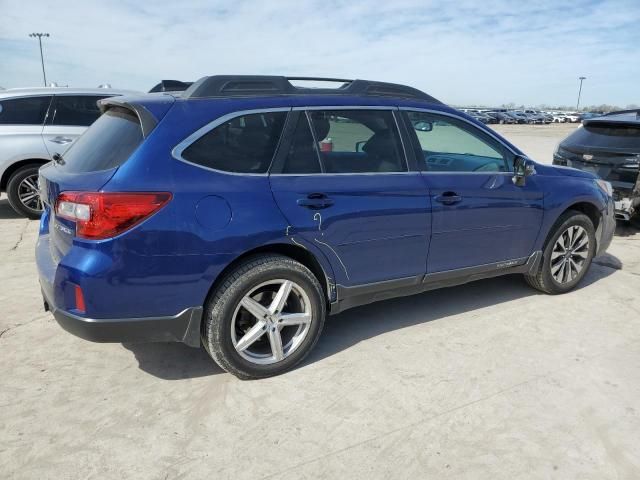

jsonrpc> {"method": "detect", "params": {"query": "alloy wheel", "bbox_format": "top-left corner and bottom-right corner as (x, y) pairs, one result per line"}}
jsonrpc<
(17, 174), (43, 212)
(550, 225), (590, 284)
(231, 279), (312, 365)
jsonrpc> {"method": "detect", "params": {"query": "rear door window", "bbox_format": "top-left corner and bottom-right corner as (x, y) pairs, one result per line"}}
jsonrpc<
(307, 110), (407, 173)
(0, 96), (52, 125)
(58, 107), (143, 173)
(48, 95), (108, 126)
(180, 111), (287, 173)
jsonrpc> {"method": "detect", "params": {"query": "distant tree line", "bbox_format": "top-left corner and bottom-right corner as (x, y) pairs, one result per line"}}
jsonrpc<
(499, 102), (638, 113)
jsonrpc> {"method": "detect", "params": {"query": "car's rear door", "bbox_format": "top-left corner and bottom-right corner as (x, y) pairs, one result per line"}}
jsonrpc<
(0, 94), (52, 162)
(270, 107), (431, 287)
(401, 109), (543, 273)
(42, 95), (109, 157)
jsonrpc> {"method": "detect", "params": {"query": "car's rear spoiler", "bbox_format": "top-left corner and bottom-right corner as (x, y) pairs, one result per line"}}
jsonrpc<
(97, 98), (158, 138)
(583, 117), (640, 128)
(603, 109), (640, 118)
(148, 80), (193, 93)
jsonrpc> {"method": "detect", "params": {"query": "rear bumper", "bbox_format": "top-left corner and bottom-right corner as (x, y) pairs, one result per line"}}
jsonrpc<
(36, 221), (207, 347)
(41, 286), (203, 347)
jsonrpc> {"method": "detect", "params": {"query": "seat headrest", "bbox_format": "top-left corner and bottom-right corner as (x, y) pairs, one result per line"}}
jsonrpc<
(362, 130), (397, 158)
(310, 114), (331, 142)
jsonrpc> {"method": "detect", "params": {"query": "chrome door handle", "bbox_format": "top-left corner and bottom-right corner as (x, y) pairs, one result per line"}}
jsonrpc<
(49, 136), (73, 144)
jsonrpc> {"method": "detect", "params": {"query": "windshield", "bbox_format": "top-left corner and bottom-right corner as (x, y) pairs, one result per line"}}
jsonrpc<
(58, 107), (143, 173)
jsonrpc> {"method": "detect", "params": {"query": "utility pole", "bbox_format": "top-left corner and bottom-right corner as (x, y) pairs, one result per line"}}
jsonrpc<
(576, 76), (586, 111)
(29, 33), (50, 86)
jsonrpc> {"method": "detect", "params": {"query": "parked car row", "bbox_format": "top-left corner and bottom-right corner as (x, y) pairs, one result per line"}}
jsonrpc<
(461, 108), (603, 125)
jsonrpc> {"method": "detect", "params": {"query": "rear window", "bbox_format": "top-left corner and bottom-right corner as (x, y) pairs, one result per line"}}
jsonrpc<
(0, 96), (52, 125)
(58, 107), (143, 173)
(564, 123), (640, 150)
(181, 111), (287, 173)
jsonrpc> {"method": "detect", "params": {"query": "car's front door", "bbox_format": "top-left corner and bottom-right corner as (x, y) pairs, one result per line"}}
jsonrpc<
(402, 109), (544, 273)
(42, 95), (108, 157)
(270, 108), (431, 287)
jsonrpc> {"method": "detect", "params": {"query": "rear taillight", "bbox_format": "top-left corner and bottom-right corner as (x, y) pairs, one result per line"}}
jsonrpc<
(55, 192), (172, 240)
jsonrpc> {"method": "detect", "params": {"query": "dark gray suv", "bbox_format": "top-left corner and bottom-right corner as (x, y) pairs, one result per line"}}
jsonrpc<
(553, 110), (640, 221)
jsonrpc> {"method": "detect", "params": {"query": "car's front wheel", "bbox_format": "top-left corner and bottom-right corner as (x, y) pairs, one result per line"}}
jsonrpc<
(202, 254), (326, 379)
(525, 211), (596, 294)
(6, 164), (44, 219)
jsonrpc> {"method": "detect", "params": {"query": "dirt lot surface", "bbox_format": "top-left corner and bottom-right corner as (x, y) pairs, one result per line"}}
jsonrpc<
(491, 123), (579, 163)
(1, 125), (639, 479)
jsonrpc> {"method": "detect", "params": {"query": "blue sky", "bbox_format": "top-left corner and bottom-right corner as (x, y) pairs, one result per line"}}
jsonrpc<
(1, 0), (638, 107)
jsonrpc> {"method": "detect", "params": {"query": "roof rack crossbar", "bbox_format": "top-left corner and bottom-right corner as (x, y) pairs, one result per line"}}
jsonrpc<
(287, 77), (353, 83)
(181, 75), (441, 104)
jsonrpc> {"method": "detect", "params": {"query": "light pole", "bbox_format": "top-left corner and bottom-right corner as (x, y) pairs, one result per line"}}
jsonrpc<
(29, 33), (50, 86)
(576, 76), (586, 111)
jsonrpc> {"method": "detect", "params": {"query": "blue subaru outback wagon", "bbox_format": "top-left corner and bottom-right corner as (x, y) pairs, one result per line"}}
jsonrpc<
(36, 76), (616, 378)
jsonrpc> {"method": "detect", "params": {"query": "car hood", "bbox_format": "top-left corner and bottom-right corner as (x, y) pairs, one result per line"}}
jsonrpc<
(546, 163), (598, 179)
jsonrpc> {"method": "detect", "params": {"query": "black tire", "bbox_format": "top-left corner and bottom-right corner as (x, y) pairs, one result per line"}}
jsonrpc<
(525, 211), (596, 294)
(202, 254), (326, 379)
(7, 164), (44, 219)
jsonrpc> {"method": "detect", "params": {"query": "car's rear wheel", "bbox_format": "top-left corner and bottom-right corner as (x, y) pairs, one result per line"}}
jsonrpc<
(202, 254), (326, 379)
(525, 211), (596, 294)
(7, 165), (44, 219)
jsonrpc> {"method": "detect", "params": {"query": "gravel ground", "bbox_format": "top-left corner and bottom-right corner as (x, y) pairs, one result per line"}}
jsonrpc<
(491, 123), (580, 163)
(1, 124), (639, 480)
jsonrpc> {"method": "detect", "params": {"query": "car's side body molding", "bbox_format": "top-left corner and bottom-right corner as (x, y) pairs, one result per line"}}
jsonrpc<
(330, 251), (542, 314)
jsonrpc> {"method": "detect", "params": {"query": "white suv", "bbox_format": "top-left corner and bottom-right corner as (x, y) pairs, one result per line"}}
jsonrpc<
(0, 87), (136, 218)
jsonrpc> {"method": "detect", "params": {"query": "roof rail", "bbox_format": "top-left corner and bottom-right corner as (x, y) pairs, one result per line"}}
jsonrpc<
(181, 75), (441, 103)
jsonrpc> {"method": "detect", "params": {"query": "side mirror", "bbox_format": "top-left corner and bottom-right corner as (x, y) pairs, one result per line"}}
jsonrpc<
(513, 155), (536, 186)
(355, 141), (366, 152)
(413, 121), (433, 132)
